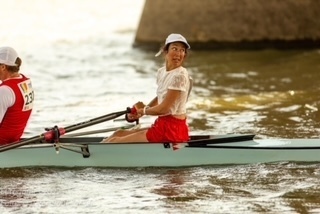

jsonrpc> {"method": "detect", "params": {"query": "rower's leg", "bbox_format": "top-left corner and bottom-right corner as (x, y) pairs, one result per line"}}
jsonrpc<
(104, 129), (148, 143)
(101, 128), (148, 143)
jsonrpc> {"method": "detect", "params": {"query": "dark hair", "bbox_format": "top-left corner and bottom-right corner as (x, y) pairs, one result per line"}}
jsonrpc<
(6, 57), (22, 73)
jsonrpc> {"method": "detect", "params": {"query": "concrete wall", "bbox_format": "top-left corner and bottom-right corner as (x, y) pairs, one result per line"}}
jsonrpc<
(134, 0), (320, 50)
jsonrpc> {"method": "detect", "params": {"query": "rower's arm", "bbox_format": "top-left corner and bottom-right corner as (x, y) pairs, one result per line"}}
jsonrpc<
(147, 96), (158, 107)
(144, 89), (180, 116)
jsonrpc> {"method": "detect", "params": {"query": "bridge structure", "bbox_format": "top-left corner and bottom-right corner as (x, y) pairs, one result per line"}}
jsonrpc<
(134, 0), (320, 50)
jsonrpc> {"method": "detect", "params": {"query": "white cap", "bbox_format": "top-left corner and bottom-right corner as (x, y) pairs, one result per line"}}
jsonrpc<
(0, 47), (18, 66)
(155, 33), (190, 57)
(165, 33), (190, 49)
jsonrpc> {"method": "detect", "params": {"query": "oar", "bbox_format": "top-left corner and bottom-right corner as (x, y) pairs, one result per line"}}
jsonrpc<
(0, 108), (130, 153)
(63, 124), (135, 137)
(187, 134), (255, 147)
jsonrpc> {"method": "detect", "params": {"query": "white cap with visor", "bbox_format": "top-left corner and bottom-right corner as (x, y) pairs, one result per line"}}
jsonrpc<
(155, 33), (190, 57)
(165, 34), (190, 49)
(0, 47), (18, 66)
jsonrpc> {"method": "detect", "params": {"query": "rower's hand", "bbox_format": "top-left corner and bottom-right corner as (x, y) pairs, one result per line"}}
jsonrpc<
(125, 113), (140, 122)
(134, 101), (145, 110)
(125, 101), (145, 122)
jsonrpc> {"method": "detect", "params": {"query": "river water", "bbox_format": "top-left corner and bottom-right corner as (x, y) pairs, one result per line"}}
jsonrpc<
(1, 1), (320, 213)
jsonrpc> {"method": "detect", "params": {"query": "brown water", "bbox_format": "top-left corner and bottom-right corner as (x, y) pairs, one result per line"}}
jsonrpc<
(1, 1), (320, 213)
(1, 163), (320, 213)
(187, 49), (320, 139)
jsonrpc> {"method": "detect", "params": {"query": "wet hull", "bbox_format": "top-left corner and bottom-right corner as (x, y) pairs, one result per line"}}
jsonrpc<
(1, 135), (320, 168)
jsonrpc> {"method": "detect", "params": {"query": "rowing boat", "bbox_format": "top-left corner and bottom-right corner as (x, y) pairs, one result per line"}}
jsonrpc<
(1, 134), (320, 168)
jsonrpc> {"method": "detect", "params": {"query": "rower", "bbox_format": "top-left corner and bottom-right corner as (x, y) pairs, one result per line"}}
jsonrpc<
(0, 47), (34, 145)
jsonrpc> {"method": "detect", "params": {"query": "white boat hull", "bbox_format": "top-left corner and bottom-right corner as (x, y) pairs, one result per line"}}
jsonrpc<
(1, 135), (320, 168)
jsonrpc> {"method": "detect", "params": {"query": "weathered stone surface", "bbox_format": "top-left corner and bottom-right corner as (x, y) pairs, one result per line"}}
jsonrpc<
(134, 0), (320, 49)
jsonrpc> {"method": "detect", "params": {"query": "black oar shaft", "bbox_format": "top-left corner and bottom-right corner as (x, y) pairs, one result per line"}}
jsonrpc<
(64, 110), (128, 133)
(64, 124), (135, 137)
(0, 135), (43, 152)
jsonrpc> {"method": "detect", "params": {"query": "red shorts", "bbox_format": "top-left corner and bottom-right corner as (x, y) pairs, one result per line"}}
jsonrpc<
(146, 115), (189, 143)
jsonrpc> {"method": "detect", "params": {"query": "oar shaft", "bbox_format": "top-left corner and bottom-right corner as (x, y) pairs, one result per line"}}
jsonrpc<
(0, 135), (42, 152)
(64, 124), (134, 137)
(63, 110), (128, 133)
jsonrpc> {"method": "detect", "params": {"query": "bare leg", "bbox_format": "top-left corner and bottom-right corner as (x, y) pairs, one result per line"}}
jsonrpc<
(103, 129), (148, 143)
(101, 128), (148, 143)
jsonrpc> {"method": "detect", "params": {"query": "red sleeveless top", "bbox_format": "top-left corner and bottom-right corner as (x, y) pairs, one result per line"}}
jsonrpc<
(0, 74), (34, 145)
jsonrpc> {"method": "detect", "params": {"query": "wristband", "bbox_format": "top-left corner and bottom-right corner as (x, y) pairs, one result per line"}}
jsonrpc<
(143, 106), (149, 115)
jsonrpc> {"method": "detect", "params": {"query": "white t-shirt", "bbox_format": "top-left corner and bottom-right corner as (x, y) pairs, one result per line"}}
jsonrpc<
(0, 85), (15, 122)
(156, 66), (190, 115)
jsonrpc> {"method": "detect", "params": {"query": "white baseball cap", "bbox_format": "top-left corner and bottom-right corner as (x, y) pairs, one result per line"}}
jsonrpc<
(165, 33), (190, 49)
(155, 33), (191, 57)
(0, 47), (19, 66)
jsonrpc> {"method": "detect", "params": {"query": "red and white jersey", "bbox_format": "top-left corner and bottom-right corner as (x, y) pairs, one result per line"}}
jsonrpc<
(156, 66), (190, 115)
(0, 74), (34, 145)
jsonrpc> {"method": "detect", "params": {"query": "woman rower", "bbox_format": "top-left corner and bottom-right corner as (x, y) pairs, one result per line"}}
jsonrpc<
(102, 33), (192, 143)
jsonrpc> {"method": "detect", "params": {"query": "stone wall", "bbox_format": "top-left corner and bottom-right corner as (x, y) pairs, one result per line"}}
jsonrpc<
(134, 0), (320, 50)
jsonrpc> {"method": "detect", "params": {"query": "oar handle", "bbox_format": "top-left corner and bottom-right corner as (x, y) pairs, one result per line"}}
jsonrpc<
(124, 106), (140, 124)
